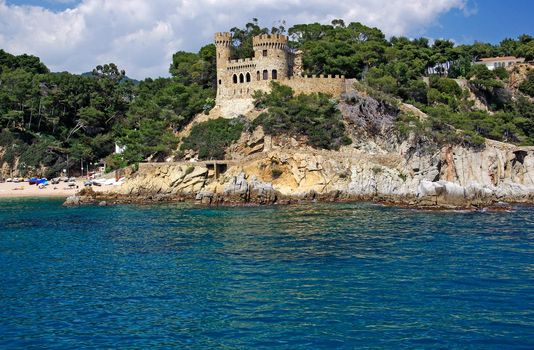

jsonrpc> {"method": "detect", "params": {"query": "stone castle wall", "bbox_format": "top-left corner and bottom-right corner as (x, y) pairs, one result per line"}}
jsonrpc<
(282, 75), (346, 96)
(216, 75), (346, 99)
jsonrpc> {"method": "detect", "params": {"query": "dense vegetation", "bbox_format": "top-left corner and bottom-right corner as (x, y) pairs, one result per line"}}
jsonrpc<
(180, 118), (244, 160)
(289, 21), (533, 79)
(0, 19), (533, 177)
(253, 83), (351, 150)
(519, 70), (534, 97)
(286, 21), (534, 145)
(0, 46), (215, 177)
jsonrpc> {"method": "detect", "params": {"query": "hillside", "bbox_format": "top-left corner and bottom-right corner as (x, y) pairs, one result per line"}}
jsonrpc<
(1, 19), (534, 193)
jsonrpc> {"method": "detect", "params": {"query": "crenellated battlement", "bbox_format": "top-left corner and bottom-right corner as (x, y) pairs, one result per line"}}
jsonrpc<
(214, 32), (232, 46)
(280, 75), (346, 96)
(286, 74), (346, 80)
(252, 34), (288, 49)
(215, 32), (232, 40)
(228, 57), (255, 64)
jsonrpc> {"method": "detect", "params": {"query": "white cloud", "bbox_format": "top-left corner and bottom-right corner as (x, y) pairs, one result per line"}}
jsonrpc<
(0, 0), (466, 79)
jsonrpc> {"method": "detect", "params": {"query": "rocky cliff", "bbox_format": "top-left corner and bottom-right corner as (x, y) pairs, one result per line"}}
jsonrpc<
(72, 92), (534, 209)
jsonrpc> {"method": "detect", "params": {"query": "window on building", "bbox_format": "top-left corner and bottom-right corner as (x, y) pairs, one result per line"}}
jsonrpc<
(246, 72), (251, 82)
(263, 70), (268, 80)
(239, 73), (244, 83)
(218, 79), (222, 85)
(232, 74), (237, 84)
(263, 49), (268, 57)
(272, 69), (278, 80)
(257, 71), (260, 81)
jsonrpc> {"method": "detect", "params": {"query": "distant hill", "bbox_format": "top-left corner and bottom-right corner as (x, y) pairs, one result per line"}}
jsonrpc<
(81, 71), (140, 85)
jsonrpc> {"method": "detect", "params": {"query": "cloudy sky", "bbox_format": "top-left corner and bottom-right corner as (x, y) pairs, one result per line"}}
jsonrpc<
(0, 0), (532, 79)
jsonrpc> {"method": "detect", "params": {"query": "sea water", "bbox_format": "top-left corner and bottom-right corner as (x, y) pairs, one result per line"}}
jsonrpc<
(0, 198), (533, 349)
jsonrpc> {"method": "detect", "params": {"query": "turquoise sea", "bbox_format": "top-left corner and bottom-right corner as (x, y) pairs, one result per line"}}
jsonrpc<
(0, 198), (533, 349)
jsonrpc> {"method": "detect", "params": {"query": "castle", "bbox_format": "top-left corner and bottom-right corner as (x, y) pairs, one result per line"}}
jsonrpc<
(214, 32), (346, 103)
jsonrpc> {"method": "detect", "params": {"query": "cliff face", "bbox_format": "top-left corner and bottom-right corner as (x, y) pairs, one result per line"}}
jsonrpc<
(108, 138), (533, 208)
(97, 92), (534, 209)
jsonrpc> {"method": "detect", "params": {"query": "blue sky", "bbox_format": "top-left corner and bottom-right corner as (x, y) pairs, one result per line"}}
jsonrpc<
(6, 0), (81, 11)
(424, 0), (534, 44)
(1, 0), (532, 78)
(6, 0), (533, 44)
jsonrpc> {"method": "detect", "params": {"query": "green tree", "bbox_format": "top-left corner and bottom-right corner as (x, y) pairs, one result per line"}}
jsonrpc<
(180, 118), (244, 160)
(253, 82), (351, 150)
(519, 70), (534, 97)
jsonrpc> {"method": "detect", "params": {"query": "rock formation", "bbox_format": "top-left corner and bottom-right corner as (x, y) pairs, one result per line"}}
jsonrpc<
(71, 88), (534, 209)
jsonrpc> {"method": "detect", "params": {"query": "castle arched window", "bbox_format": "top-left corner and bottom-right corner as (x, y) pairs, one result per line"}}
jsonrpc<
(263, 70), (268, 80)
(218, 79), (222, 85)
(233, 74), (237, 84)
(239, 73), (244, 83)
(246, 72), (251, 82)
(257, 71), (260, 81)
(263, 49), (268, 57)
(272, 69), (278, 80)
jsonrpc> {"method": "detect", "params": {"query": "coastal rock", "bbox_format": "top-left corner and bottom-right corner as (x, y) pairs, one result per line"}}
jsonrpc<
(118, 163), (208, 197)
(219, 172), (278, 204)
(64, 195), (81, 206)
(93, 94), (534, 209)
(196, 191), (214, 204)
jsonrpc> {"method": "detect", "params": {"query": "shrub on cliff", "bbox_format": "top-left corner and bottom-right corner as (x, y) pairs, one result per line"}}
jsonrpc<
(519, 70), (534, 97)
(424, 106), (527, 145)
(180, 118), (244, 160)
(253, 82), (352, 150)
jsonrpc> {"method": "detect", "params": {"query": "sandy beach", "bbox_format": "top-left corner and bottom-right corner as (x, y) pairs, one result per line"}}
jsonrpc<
(0, 179), (111, 199)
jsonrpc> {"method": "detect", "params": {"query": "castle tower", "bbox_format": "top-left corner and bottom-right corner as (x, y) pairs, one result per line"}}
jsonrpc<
(214, 32), (232, 89)
(252, 34), (289, 80)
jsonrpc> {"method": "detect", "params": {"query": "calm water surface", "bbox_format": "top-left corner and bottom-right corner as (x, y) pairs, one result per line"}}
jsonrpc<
(0, 198), (533, 349)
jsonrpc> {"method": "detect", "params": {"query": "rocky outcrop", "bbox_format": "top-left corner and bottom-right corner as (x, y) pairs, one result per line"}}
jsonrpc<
(118, 163), (209, 198)
(84, 137), (533, 209)
(197, 172), (279, 205)
(218, 139), (533, 208)
(71, 91), (534, 209)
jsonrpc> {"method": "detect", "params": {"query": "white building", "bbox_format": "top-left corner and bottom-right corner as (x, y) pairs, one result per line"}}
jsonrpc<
(474, 56), (525, 70)
(115, 143), (126, 154)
